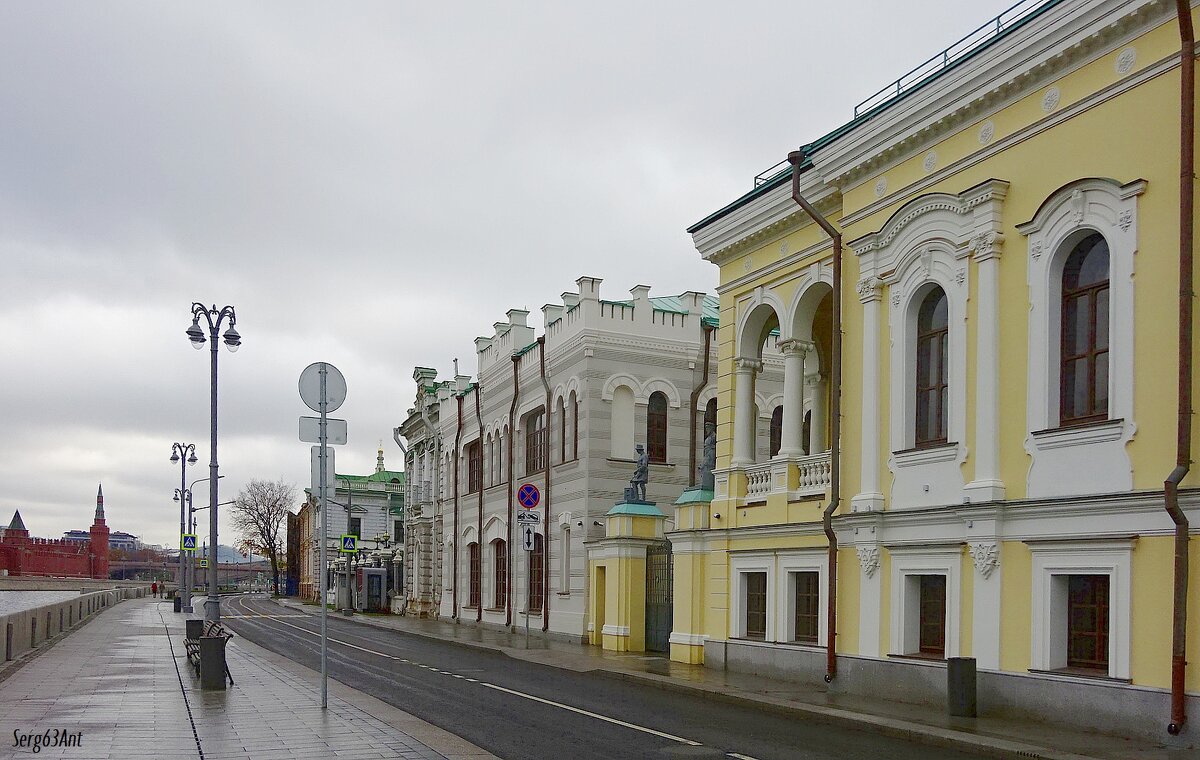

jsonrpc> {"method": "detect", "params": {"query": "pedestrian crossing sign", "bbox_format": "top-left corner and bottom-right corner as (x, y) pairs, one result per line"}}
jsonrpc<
(181, 534), (198, 552)
(340, 534), (357, 554)
(199, 558), (208, 568)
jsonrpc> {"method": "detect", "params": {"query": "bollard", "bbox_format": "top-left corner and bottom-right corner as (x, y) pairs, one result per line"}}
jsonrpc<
(199, 636), (227, 691)
(174, 596), (182, 613)
(185, 619), (204, 640)
(947, 657), (977, 718)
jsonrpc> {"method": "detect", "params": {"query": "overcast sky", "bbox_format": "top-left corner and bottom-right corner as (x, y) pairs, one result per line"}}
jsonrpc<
(0, 1), (1016, 548)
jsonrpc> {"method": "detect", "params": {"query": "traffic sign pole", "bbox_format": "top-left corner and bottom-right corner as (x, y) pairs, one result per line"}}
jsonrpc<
(319, 364), (328, 709)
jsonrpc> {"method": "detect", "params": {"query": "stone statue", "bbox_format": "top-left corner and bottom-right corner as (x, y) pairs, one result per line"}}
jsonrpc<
(699, 422), (716, 491)
(629, 444), (649, 502)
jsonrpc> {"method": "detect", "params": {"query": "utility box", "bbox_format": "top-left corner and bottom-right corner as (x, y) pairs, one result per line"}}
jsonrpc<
(947, 657), (977, 718)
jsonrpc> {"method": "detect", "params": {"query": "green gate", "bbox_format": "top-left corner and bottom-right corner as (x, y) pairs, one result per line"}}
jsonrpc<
(644, 541), (673, 653)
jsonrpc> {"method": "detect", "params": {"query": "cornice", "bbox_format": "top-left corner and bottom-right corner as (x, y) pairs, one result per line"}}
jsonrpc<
(693, 182), (842, 267)
(714, 238), (833, 296)
(812, 0), (1172, 187)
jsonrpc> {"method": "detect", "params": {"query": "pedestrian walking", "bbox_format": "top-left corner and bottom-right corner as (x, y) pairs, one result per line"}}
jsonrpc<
(151, 581), (158, 598)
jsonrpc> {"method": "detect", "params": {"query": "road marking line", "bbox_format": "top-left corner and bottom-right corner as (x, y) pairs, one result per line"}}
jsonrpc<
(478, 681), (701, 746)
(235, 599), (705, 749)
(727, 754), (761, 760)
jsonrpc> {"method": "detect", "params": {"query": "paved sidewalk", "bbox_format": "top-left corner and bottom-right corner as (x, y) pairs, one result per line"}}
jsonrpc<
(0, 596), (496, 760)
(276, 598), (1194, 760)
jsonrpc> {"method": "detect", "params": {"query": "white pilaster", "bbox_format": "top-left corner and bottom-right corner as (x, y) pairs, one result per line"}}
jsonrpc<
(857, 544), (882, 657)
(852, 278), (885, 511)
(732, 358), (761, 467)
(969, 541), (1002, 669)
(965, 233), (1005, 502)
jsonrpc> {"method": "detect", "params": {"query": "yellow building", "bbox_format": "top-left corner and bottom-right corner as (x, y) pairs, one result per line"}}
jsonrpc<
(678, 0), (1200, 740)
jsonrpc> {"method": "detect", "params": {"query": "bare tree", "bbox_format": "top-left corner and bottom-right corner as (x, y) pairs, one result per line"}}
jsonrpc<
(229, 479), (296, 595)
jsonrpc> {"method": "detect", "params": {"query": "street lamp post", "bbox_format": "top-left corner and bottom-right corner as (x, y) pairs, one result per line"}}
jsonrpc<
(170, 442), (198, 612)
(186, 302), (242, 623)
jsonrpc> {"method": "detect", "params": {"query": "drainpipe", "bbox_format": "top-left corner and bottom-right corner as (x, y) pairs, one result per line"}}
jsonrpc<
(476, 385), (484, 624)
(391, 427), (408, 458)
(689, 324), (715, 486)
(539, 336), (552, 632)
(508, 354), (520, 628)
(1167, 0), (1195, 736)
(453, 393), (463, 621)
(788, 149), (842, 684)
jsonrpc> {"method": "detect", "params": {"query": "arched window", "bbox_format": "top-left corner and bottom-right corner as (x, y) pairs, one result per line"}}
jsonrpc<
(802, 410), (812, 456)
(525, 408), (546, 475)
(1060, 233), (1110, 426)
(492, 539), (507, 608)
(915, 287), (949, 447)
(647, 392), (668, 463)
(557, 398), (567, 463)
(528, 533), (544, 613)
(571, 391), (579, 461)
(467, 542), (480, 608)
(769, 406), (783, 458)
(611, 386), (635, 457)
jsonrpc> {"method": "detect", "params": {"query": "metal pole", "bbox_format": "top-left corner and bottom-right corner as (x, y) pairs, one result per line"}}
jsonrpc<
(319, 362), (329, 709)
(525, 549), (530, 650)
(207, 322), (220, 623)
(184, 492), (192, 612)
(179, 460), (187, 611)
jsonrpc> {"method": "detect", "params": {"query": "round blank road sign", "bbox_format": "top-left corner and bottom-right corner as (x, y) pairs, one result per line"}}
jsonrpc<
(299, 362), (347, 413)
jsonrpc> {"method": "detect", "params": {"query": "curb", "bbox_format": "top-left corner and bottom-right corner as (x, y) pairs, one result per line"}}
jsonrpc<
(268, 597), (1103, 760)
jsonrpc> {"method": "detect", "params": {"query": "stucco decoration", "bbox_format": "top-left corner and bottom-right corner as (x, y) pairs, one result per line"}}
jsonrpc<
(978, 120), (995, 145)
(1115, 47), (1136, 75)
(922, 151), (938, 173)
(874, 177), (888, 197)
(857, 546), (880, 578)
(968, 542), (1000, 579)
(850, 180), (1008, 510)
(1018, 177), (1146, 498)
(1041, 86), (1061, 113)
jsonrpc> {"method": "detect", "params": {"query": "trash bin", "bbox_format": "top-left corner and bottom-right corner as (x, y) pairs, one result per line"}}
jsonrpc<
(947, 657), (977, 717)
(199, 636), (228, 691)
(185, 619), (204, 640)
(174, 596), (182, 613)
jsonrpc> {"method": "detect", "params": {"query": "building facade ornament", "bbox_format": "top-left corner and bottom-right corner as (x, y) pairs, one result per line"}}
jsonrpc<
(923, 151), (938, 173)
(874, 177), (888, 197)
(857, 546), (881, 578)
(969, 542), (1000, 579)
(1115, 47), (1136, 75)
(978, 120), (995, 145)
(1041, 86), (1061, 113)
(856, 277), (884, 304)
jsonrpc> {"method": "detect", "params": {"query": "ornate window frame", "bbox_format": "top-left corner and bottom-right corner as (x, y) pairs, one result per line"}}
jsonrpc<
(887, 544), (963, 659)
(1018, 178), (1145, 498)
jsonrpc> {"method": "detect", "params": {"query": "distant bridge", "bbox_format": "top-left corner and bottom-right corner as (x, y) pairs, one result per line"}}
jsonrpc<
(108, 558), (271, 583)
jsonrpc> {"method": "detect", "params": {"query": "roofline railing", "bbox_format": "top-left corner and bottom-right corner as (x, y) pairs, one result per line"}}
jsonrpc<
(749, 0), (1055, 189)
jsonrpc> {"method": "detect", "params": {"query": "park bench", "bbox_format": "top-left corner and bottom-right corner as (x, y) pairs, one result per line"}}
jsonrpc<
(184, 619), (234, 688)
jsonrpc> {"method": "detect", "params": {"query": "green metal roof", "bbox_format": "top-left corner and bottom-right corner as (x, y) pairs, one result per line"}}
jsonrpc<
(606, 502), (666, 517)
(598, 293), (720, 326)
(687, 0), (1064, 236)
(336, 471), (405, 484)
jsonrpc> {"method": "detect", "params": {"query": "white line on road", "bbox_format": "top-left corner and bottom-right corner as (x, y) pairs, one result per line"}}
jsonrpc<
(234, 597), (706, 749)
(727, 753), (762, 760)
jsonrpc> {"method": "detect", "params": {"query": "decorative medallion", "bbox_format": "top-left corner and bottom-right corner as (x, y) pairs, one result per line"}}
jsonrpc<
(743, 256), (753, 273)
(874, 177), (888, 197)
(978, 120), (995, 145)
(1030, 241), (1043, 260)
(968, 542), (1000, 579)
(922, 151), (938, 173)
(955, 268), (966, 286)
(1041, 86), (1061, 114)
(1116, 47), (1136, 75)
(891, 292), (902, 308)
(857, 546), (880, 579)
(779, 240), (788, 255)
(1119, 210), (1133, 232)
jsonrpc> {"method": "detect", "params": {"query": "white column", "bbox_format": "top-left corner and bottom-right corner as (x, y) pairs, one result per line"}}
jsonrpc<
(852, 278), (885, 512)
(807, 373), (826, 454)
(732, 358), (761, 466)
(966, 234), (1005, 502)
(776, 341), (809, 458)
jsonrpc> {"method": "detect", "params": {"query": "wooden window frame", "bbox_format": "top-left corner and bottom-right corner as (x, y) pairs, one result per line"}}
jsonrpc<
(493, 539), (507, 608)
(793, 571), (819, 644)
(1067, 574), (1110, 671)
(466, 440), (482, 494)
(528, 533), (544, 613)
(1059, 234), (1110, 427)
(915, 288), (949, 448)
(745, 571), (767, 640)
(918, 574), (946, 656)
(647, 392), (668, 464)
(468, 542), (481, 608)
(525, 409), (546, 476)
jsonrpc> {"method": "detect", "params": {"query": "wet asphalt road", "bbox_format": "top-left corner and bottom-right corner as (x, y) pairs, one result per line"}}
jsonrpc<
(222, 594), (984, 760)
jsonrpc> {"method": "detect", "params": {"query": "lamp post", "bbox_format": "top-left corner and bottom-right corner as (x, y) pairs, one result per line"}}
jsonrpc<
(170, 442), (198, 612)
(186, 303), (242, 623)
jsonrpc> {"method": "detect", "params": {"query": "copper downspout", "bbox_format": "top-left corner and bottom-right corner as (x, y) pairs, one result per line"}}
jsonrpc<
(476, 385), (484, 624)
(507, 354), (520, 628)
(1167, 0), (1195, 736)
(689, 324), (715, 486)
(788, 149), (841, 683)
(539, 336), (552, 632)
(453, 393), (463, 621)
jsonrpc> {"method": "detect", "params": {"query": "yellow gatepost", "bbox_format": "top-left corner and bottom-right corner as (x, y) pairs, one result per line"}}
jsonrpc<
(586, 501), (666, 653)
(668, 485), (713, 664)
